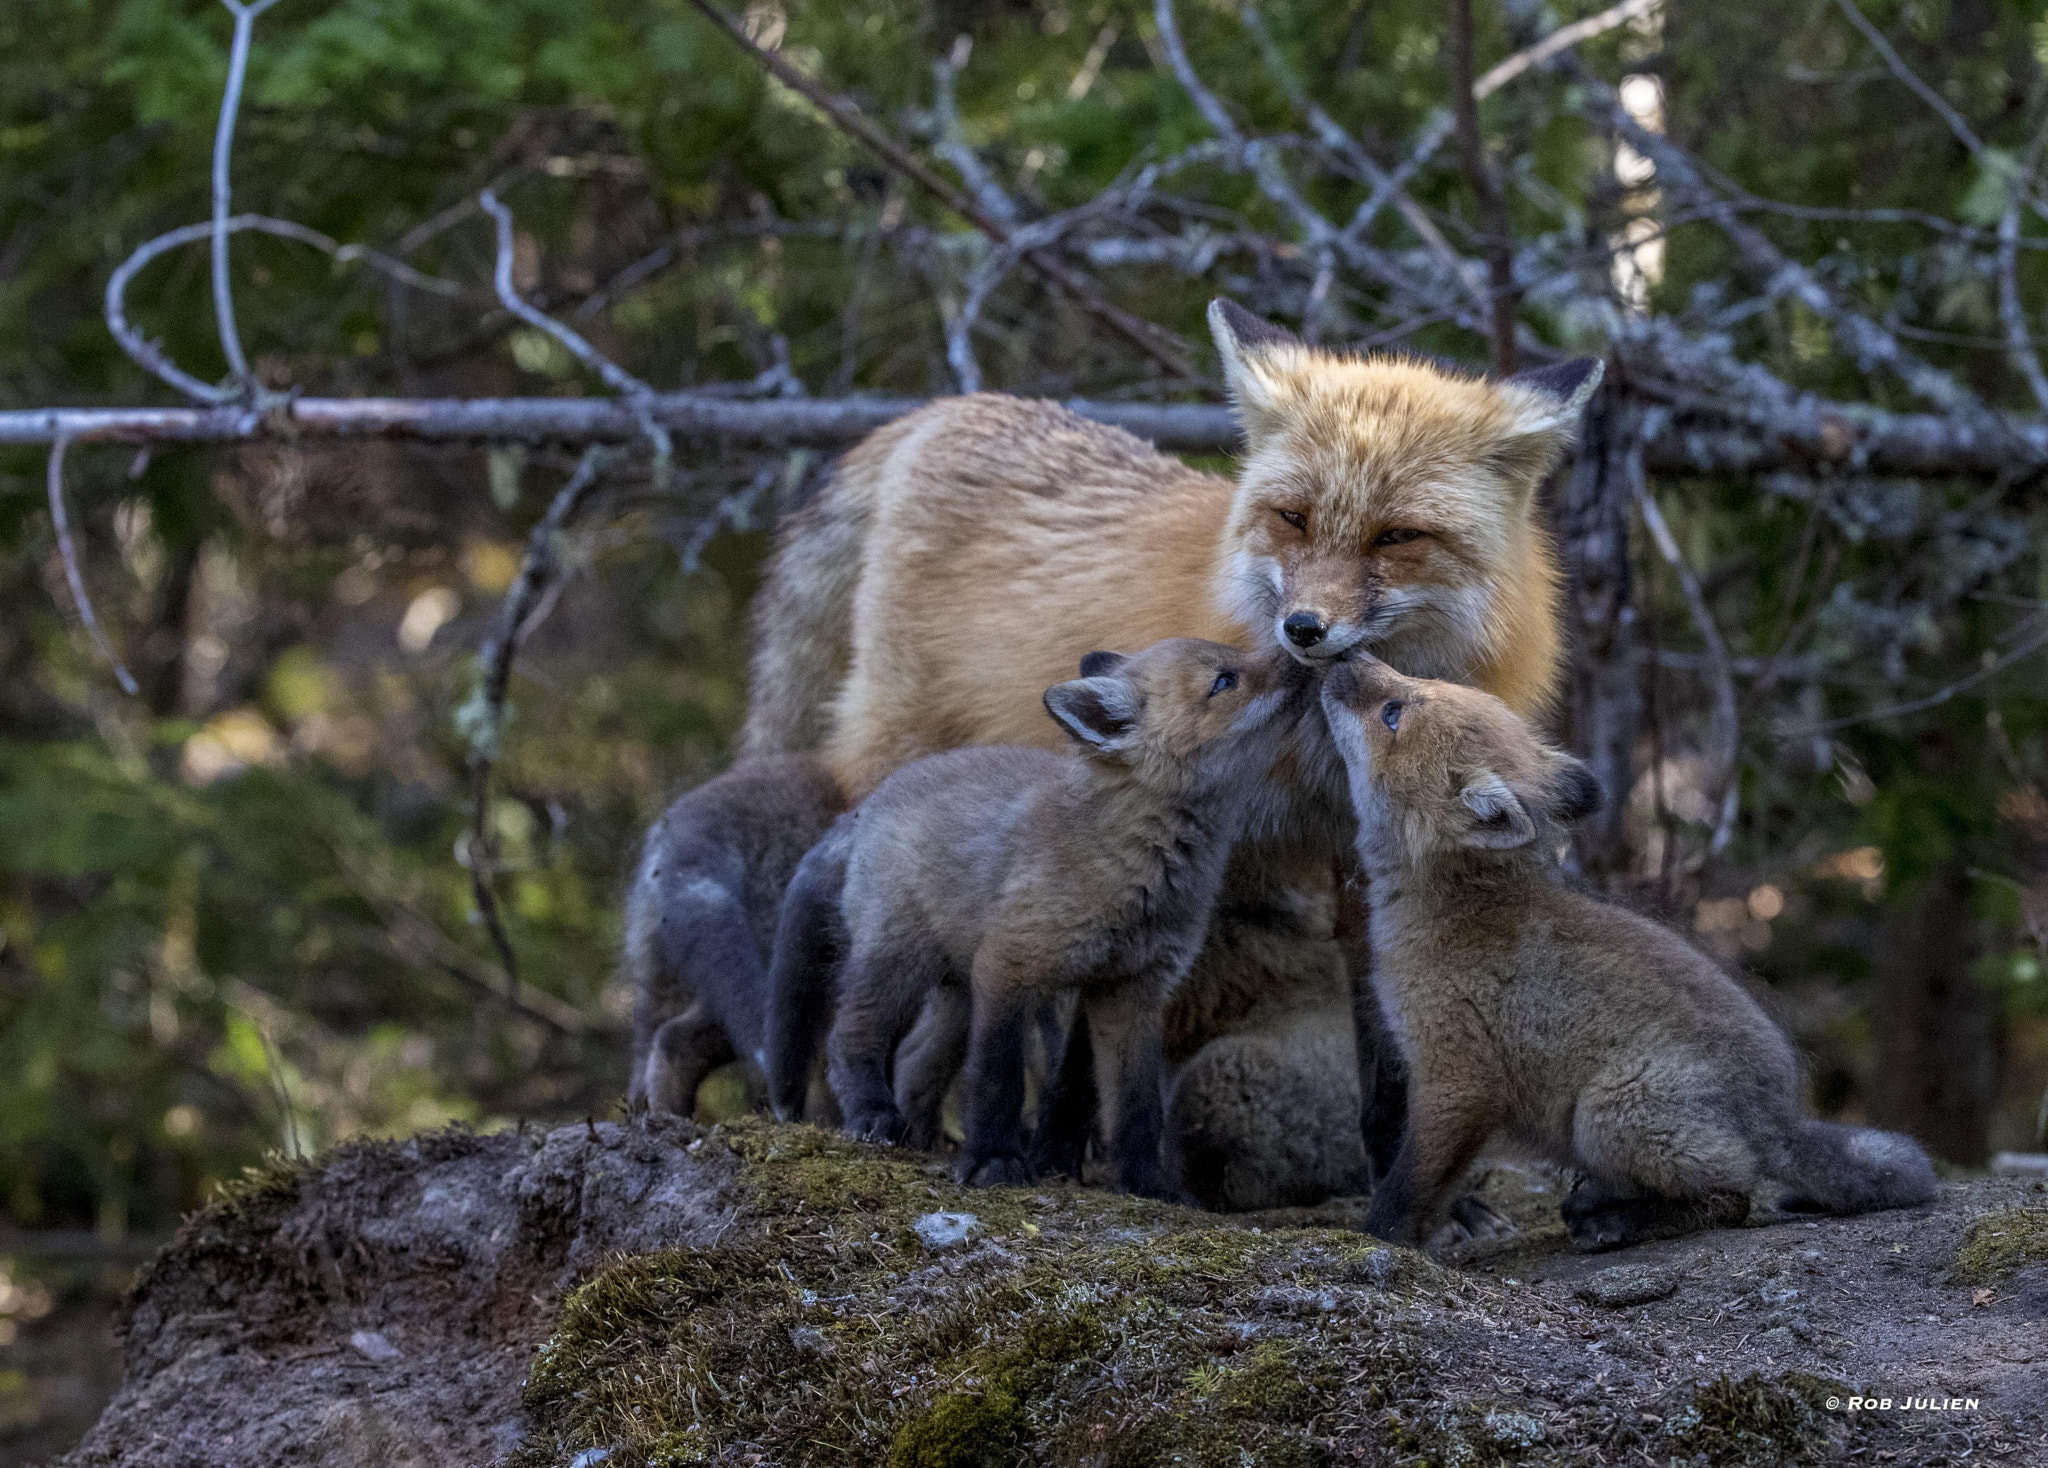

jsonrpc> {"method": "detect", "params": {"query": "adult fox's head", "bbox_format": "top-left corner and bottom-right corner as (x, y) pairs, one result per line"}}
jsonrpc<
(1206, 299), (1600, 714)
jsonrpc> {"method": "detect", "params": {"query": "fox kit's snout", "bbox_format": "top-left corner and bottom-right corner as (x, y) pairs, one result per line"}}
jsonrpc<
(1319, 653), (1600, 858)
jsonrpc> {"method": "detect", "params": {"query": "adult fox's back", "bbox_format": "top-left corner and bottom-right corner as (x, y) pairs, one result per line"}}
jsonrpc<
(745, 303), (1598, 799)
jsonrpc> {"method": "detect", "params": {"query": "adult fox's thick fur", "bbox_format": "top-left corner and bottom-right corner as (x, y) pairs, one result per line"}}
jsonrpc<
(742, 300), (1601, 1207)
(1320, 656), (1938, 1249)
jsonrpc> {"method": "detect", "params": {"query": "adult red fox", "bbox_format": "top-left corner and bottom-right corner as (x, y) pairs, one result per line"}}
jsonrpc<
(743, 300), (1599, 1208)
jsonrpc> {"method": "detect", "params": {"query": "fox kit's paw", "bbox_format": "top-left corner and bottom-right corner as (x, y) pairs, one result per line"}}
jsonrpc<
(1563, 1181), (1749, 1252)
(957, 1151), (1033, 1188)
(1428, 1194), (1516, 1251)
(844, 1105), (910, 1146)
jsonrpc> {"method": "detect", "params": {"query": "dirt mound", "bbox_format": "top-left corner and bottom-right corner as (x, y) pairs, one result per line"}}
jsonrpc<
(58, 1118), (2048, 1466)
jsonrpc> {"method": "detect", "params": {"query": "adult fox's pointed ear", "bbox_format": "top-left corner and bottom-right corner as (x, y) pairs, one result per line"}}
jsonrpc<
(1208, 299), (1303, 445)
(1456, 771), (1539, 850)
(1044, 676), (1137, 754)
(1492, 356), (1605, 483)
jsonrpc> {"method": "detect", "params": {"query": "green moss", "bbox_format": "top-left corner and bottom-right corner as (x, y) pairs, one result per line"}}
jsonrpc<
(1953, 1205), (2048, 1283)
(515, 1121), (1444, 1468)
(1205, 1341), (1333, 1423)
(1666, 1372), (1838, 1466)
(198, 1150), (307, 1229)
(887, 1387), (1024, 1468)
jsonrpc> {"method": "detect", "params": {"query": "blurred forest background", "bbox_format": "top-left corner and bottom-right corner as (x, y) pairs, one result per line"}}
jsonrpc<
(2, 0), (2047, 1453)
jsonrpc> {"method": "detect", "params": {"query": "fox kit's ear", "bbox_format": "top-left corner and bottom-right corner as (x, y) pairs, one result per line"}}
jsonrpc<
(1045, 677), (1137, 753)
(1209, 299), (1302, 445)
(1078, 650), (1127, 678)
(1546, 755), (1604, 824)
(1457, 771), (1539, 850)
(1492, 357), (1605, 482)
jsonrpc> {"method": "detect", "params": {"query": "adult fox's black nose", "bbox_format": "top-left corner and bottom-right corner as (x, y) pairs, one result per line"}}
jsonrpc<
(1282, 612), (1327, 649)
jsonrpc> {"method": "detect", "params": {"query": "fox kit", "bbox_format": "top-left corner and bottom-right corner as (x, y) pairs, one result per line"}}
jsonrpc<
(624, 755), (847, 1115)
(1320, 656), (1938, 1249)
(770, 640), (1306, 1197)
(741, 298), (1600, 1209)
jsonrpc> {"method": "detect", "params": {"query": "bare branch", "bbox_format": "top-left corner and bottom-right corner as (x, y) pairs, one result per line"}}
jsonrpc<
(209, 0), (282, 392)
(1999, 195), (2048, 414)
(1781, 611), (2048, 737)
(1155, 0), (1479, 331)
(1446, 0), (1519, 371)
(45, 435), (140, 696)
(1342, 0), (1659, 246)
(681, 0), (1201, 381)
(932, 48), (1021, 228)
(460, 446), (613, 996)
(1476, 0), (1659, 97)
(1586, 73), (2015, 436)
(1832, 0), (2016, 193)
(478, 187), (674, 480)
(107, 214), (469, 404)
(5, 388), (2047, 477)
(1632, 452), (1739, 855)
(1235, 6), (1484, 317)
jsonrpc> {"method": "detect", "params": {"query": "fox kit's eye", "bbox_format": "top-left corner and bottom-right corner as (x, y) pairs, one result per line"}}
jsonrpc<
(1380, 701), (1403, 731)
(1209, 670), (1239, 696)
(1274, 508), (1308, 532)
(1374, 527), (1425, 547)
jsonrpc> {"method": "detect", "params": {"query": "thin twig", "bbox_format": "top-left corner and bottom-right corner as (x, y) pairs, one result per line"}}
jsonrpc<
(1447, 0), (1518, 371)
(1632, 451), (1740, 855)
(1832, 0), (2025, 200)
(106, 214), (469, 403)
(1341, 0), (1658, 247)
(680, 0), (1200, 381)
(1997, 116), (2048, 413)
(46, 435), (140, 696)
(461, 447), (612, 997)
(1235, 6), (1482, 315)
(478, 188), (675, 481)
(210, 0), (282, 393)
(1782, 612), (2048, 737)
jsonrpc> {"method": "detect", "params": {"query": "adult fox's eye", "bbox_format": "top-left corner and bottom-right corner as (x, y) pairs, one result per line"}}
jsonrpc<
(1274, 508), (1308, 531)
(1210, 670), (1239, 696)
(1380, 701), (1402, 731)
(1374, 527), (1425, 547)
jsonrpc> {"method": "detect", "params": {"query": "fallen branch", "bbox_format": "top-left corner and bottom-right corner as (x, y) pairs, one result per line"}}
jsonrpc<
(8, 388), (2047, 478)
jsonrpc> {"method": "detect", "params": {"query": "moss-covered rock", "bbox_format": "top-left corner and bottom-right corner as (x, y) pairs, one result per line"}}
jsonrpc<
(1952, 1204), (2048, 1283)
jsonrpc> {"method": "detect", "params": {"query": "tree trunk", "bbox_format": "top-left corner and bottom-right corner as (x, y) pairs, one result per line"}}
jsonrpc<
(1869, 865), (1999, 1166)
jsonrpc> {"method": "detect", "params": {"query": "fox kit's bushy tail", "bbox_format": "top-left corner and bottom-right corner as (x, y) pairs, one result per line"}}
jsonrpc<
(1776, 1119), (1937, 1214)
(739, 464), (870, 756)
(763, 816), (856, 1118)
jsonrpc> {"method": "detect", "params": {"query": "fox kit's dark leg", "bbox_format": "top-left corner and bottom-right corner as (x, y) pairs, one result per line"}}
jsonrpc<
(826, 937), (948, 1145)
(895, 986), (969, 1151)
(1362, 1074), (1497, 1246)
(1027, 1006), (1097, 1180)
(1085, 980), (1176, 1200)
(642, 1002), (735, 1117)
(764, 826), (851, 1120)
(959, 951), (1038, 1186)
